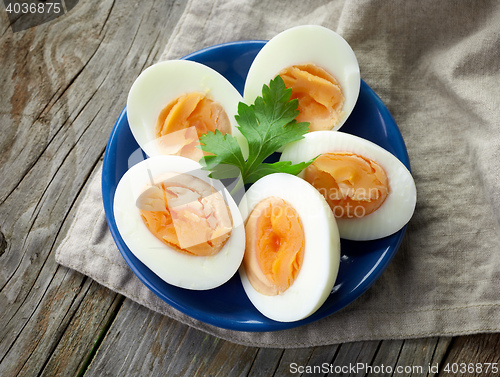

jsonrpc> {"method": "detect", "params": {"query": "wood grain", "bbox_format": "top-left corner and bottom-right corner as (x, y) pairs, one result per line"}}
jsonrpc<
(440, 333), (500, 377)
(0, 1), (499, 376)
(0, 1), (186, 376)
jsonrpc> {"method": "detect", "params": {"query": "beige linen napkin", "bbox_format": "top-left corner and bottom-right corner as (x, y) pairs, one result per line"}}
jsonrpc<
(56, 0), (500, 348)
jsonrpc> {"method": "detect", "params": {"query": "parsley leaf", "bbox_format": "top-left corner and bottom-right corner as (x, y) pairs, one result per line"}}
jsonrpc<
(198, 130), (245, 177)
(244, 159), (316, 184)
(199, 75), (313, 185)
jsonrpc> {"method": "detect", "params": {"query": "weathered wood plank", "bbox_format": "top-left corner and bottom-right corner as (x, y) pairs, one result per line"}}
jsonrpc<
(247, 348), (284, 377)
(273, 347), (317, 376)
(0, 1), (110, 204)
(394, 338), (442, 377)
(368, 339), (404, 377)
(304, 345), (341, 376)
(38, 280), (124, 377)
(328, 340), (380, 377)
(439, 333), (500, 377)
(364, 337), (451, 377)
(84, 299), (188, 376)
(276, 344), (340, 377)
(427, 337), (452, 377)
(194, 338), (258, 376)
(0, 266), (88, 377)
(84, 299), (259, 377)
(0, 1), (185, 376)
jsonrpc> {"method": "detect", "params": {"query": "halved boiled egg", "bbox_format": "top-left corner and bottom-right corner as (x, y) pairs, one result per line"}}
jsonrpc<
(127, 60), (244, 161)
(113, 155), (245, 290)
(280, 131), (417, 241)
(244, 25), (360, 132)
(238, 173), (340, 322)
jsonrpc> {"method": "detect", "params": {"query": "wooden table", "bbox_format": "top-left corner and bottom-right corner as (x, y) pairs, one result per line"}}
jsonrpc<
(1, 1), (499, 376)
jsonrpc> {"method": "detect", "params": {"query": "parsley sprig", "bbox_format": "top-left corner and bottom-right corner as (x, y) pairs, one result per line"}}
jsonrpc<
(199, 75), (315, 185)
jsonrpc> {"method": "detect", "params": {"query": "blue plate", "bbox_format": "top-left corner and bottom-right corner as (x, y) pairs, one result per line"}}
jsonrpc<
(102, 41), (410, 332)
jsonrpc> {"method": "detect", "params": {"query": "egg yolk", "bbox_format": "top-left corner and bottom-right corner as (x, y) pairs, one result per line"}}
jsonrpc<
(155, 92), (231, 160)
(279, 64), (345, 132)
(243, 197), (305, 296)
(137, 173), (232, 256)
(304, 152), (389, 218)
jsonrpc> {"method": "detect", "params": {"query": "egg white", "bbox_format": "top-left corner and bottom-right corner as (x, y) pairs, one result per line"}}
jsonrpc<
(113, 155), (245, 290)
(244, 25), (360, 131)
(238, 173), (340, 322)
(280, 131), (417, 241)
(127, 60), (245, 158)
